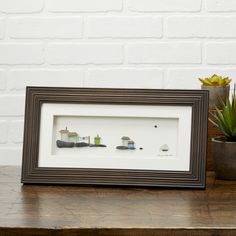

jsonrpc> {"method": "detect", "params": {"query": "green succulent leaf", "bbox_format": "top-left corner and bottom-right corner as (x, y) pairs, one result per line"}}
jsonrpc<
(199, 74), (231, 86)
(210, 84), (236, 141)
(233, 127), (236, 137)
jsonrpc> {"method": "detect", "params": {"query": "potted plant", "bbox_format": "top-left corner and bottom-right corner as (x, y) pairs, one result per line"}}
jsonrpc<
(199, 74), (231, 109)
(210, 86), (236, 180)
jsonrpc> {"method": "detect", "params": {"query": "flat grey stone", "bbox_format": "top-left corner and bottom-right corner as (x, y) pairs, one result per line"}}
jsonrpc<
(90, 144), (107, 147)
(160, 144), (169, 152)
(56, 140), (74, 148)
(116, 146), (128, 150)
(75, 142), (90, 147)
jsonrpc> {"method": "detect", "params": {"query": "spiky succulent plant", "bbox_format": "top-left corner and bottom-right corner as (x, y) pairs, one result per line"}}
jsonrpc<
(210, 86), (236, 142)
(199, 74), (231, 86)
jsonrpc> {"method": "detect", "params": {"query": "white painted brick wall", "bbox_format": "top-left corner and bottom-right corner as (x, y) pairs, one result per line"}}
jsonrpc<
(86, 68), (164, 88)
(206, 42), (236, 64)
(0, 0), (44, 13)
(127, 0), (202, 12)
(0, 19), (5, 39)
(8, 69), (84, 90)
(47, 43), (123, 65)
(0, 0), (236, 165)
(167, 16), (236, 38)
(0, 149), (22, 165)
(0, 120), (8, 144)
(48, 0), (123, 12)
(0, 70), (6, 90)
(0, 96), (25, 116)
(167, 68), (236, 89)
(206, 0), (236, 12)
(87, 17), (162, 38)
(9, 120), (24, 143)
(9, 17), (83, 39)
(0, 44), (44, 65)
(126, 42), (201, 64)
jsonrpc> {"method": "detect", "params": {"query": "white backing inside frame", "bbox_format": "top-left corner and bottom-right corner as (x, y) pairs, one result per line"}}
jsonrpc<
(38, 104), (192, 171)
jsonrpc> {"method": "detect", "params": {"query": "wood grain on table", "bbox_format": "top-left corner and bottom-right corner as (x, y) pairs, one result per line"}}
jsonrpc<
(0, 166), (235, 236)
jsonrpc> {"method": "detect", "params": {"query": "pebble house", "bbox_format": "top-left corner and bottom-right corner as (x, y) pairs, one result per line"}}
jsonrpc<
(59, 127), (69, 142)
(122, 136), (130, 146)
(59, 127), (79, 143)
(120, 136), (135, 149)
(59, 127), (91, 144)
(68, 132), (78, 143)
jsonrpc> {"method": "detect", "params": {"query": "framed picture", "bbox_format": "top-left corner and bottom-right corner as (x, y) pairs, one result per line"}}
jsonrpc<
(21, 87), (208, 188)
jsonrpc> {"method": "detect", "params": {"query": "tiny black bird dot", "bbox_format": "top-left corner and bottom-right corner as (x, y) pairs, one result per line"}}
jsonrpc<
(154, 125), (158, 128)
(139, 147), (143, 150)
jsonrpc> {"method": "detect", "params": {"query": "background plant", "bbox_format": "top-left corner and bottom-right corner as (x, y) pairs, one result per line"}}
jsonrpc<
(199, 74), (231, 86)
(210, 86), (236, 142)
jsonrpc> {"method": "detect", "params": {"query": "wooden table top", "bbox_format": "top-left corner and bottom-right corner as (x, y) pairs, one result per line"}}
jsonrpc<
(0, 166), (235, 236)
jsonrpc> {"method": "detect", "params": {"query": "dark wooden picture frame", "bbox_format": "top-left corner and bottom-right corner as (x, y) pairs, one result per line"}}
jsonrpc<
(21, 87), (208, 188)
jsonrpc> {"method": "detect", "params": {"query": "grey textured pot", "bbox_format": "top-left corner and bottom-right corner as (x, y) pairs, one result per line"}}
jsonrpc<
(202, 85), (230, 109)
(212, 137), (236, 180)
